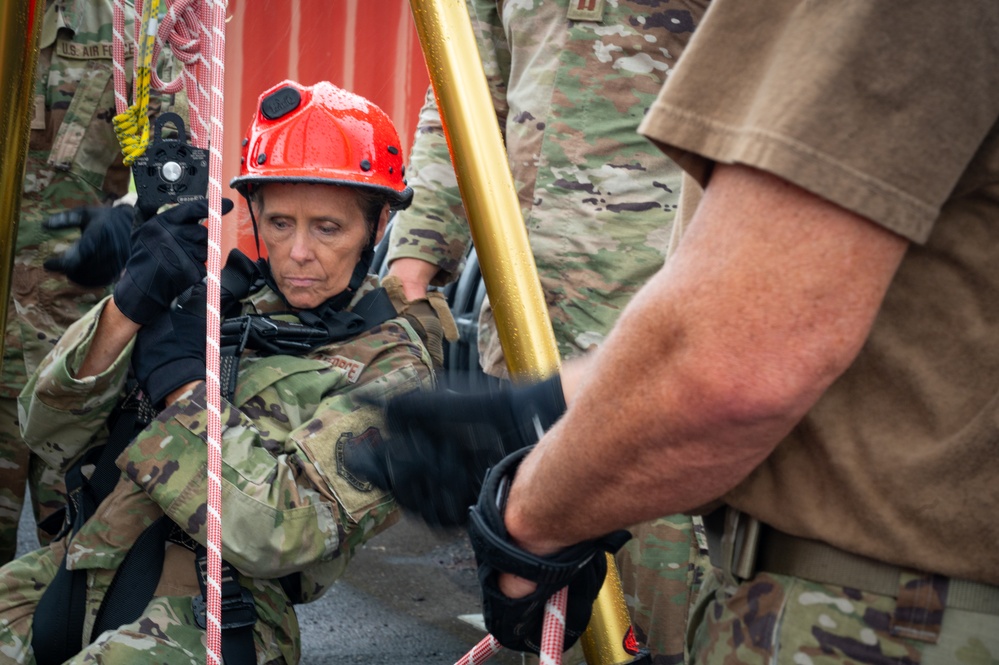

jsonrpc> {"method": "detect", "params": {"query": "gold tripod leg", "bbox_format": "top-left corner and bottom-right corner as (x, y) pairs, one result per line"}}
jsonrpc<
(0, 0), (45, 372)
(408, 2), (648, 662)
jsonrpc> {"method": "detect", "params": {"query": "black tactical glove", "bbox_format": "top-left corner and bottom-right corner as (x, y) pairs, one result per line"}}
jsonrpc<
(131, 282), (208, 408)
(113, 198), (233, 325)
(347, 374), (567, 529)
(43, 204), (135, 287)
(468, 446), (631, 654)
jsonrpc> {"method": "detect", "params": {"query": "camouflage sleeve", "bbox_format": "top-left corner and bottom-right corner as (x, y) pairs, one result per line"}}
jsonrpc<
(384, 88), (470, 285)
(17, 296), (131, 471)
(119, 348), (433, 579)
(385, 1), (510, 286)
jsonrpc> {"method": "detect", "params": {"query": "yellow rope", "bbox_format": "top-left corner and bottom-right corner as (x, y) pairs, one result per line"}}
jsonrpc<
(113, 0), (161, 165)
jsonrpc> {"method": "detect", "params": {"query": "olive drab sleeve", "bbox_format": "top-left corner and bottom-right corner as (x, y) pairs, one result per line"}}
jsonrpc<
(385, 3), (511, 286)
(4, 0), (186, 398)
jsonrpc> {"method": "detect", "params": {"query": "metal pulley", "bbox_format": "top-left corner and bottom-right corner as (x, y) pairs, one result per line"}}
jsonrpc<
(131, 112), (209, 218)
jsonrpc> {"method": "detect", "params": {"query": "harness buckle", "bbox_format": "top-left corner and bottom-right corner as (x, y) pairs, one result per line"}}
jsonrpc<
(192, 589), (258, 631)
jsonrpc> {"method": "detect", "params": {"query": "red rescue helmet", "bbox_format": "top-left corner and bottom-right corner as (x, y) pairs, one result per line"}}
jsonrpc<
(230, 80), (413, 209)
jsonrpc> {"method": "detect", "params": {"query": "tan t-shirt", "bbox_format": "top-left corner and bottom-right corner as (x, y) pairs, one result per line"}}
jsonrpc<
(640, 0), (999, 585)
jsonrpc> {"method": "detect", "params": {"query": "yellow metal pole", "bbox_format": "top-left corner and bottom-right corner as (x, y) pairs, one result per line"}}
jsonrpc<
(408, 0), (558, 382)
(0, 0), (45, 373)
(408, 2), (647, 662)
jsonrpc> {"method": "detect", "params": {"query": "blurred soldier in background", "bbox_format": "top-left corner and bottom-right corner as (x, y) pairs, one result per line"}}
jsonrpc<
(0, 0), (183, 564)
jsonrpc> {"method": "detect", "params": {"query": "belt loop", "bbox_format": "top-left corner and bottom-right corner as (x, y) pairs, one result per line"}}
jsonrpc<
(890, 570), (949, 644)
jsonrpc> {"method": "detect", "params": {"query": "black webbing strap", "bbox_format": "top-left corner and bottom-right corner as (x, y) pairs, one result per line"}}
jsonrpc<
(193, 546), (259, 664)
(219, 286), (398, 402)
(31, 547), (89, 664)
(89, 516), (172, 641)
(31, 384), (155, 665)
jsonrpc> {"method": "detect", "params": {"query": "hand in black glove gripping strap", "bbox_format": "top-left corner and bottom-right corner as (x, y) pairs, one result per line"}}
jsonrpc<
(346, 374), (567, 529)
(131, 248), (254, 407)
(113, 198), (233, 325)
(43, 204), (135, 287)
(131, 282), (208, 408)
(467, 446), (632, 654)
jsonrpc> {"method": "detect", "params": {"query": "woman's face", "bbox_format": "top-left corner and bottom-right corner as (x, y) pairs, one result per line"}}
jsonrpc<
(257, 183), (388, 310)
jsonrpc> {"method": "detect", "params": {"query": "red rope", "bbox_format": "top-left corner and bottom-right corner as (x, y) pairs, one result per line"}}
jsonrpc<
(202, 0), (226, 661)
(111, 2), (224, 662)
(453, 588), (568, 665)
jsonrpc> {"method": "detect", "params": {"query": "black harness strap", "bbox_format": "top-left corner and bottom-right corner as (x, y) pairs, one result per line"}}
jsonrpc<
(32, 384), (156, 665)
(192, 546), (259, 665)
(90, 516), (172, 640)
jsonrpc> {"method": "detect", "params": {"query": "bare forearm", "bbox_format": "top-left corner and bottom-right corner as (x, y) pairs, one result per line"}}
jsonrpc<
(75, 298), (141, 379)
(503, 164), (908, 552)
(386, 257), (440, 301)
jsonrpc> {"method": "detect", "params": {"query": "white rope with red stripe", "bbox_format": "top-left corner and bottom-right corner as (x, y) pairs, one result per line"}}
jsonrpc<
(454, 588), (567, 665)
(203, 0), (227, 661)
(113, 0), (212, 146)
(111, 1), (225, 663)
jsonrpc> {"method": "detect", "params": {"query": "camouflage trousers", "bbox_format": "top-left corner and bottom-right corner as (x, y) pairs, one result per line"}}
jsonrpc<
(0, 397), (66, 565)
(688, 567), (999, 665)
(532, 514), (708, 665)
(617, 515), (709, 665)
(0, 543), (293, 664)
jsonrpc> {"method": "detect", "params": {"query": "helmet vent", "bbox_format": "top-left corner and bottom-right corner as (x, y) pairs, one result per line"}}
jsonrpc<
(387, 145), (399, 155)
(360, 159), (372, 172)
(257, 153), (267, 165)
(260, 86), (302, 120)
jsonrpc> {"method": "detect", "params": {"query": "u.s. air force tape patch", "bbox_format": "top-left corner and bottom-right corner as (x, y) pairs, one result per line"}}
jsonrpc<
(336, 428), (384, 492)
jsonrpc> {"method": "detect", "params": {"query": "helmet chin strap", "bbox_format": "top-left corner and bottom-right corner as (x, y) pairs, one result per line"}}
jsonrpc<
(246, 191), (263, 260)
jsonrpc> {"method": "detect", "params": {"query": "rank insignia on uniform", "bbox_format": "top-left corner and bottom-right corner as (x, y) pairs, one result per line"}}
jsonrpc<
(335, 428), (384, 491)
(567, 0), (605, 22)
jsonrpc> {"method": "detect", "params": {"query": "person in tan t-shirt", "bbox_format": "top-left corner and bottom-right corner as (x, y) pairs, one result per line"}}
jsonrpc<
(356, 0), (999, 662)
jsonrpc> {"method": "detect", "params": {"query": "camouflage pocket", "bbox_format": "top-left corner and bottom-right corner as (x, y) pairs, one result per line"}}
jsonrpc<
(47, 54), (115, 191)
(296, 365), (425, 522)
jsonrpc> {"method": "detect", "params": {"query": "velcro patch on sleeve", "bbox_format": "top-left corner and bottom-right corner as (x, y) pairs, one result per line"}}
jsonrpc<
(298, 405), (393, 522)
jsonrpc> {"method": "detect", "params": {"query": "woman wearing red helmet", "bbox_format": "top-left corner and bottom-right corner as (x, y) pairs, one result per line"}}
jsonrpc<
(232, 80), (414, 310)
(1, 81), (436, 664)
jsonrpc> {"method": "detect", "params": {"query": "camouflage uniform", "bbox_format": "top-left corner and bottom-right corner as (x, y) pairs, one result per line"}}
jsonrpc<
(688, 570), (999, 665)
(0, 276), (434, 663)
(386, 1), (709, 661)
(0, 0), (179, 564)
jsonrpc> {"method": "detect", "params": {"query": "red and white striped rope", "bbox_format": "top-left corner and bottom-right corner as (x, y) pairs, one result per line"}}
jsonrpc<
(112, 0), (212, 146)
(203, 0), (227, 662)
(454, 634), (503, 665)
(453, 587), (568, 665)
(110, 2), (128, 115)
(150, 0), (212, 146)
(539, 588), (568, 665)
(110, 1), (224, 662)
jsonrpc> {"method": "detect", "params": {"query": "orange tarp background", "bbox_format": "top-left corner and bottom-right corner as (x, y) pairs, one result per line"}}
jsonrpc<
(221, 0), (430, 258)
